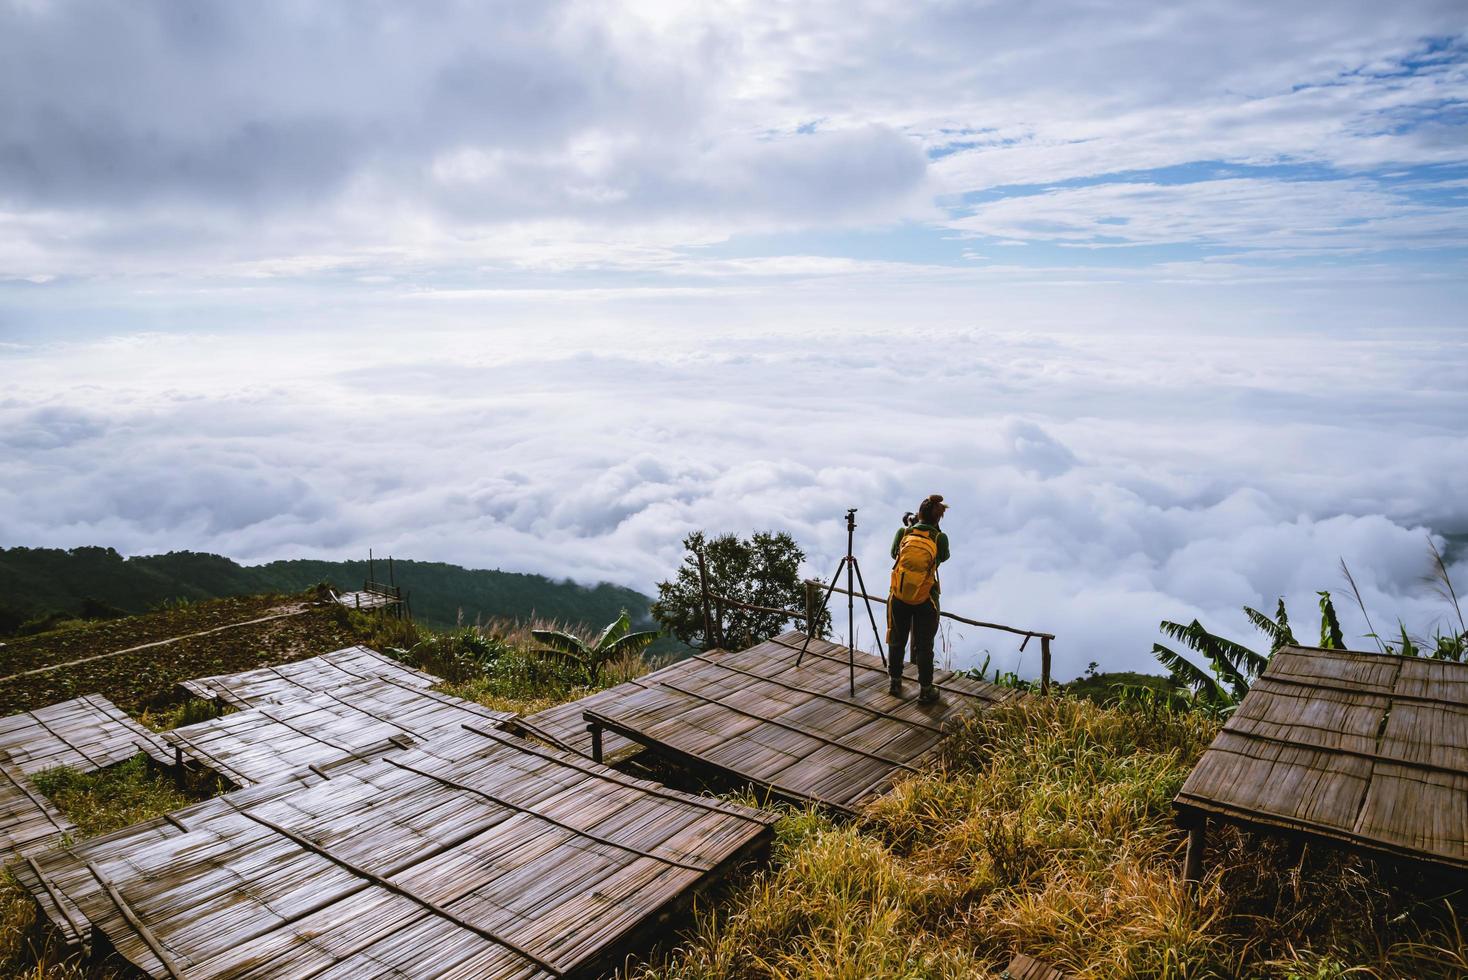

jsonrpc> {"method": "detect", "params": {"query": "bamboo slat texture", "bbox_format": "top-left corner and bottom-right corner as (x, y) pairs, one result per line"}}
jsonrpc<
(1176, 645), (1468, 871)
(179, 646), (441, 710)
(14, 726), (776, 979)
(506, 656), (708, 760)
(0, 752), (76, 862)
(583, 630), (1015, 814)
(0, 694), (171, 772)
(1003, 953), (1071, 979)
(12, 750), (376, 951)
(166, 676), (515, 787)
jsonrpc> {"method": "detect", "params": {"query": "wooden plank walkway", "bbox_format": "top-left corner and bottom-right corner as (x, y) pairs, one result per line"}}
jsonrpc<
(0, 752), (77, 862)
(166, 676), (515, 787)
(583, 630), (1016, 814)
(179, 645), (441, 710)
(1176, 644), (1468, 873)
(0, 694), (171, 772)
(14, 726), (776, 978)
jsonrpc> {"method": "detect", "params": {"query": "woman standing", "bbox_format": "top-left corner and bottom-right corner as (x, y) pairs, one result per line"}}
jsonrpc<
(888, 494), (950, 703)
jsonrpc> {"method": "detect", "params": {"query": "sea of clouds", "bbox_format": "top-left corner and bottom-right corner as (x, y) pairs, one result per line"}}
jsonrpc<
(4, 299), (1465, 680)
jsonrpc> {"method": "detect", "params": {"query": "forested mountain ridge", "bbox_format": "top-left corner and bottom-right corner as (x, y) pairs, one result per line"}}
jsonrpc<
(0, 546), (653, 635)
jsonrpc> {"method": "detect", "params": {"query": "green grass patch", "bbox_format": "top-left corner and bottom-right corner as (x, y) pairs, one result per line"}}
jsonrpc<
(30, 756), (200, 840)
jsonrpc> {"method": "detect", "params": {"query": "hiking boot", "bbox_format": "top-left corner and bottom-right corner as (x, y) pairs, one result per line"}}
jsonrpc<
(917, 684), (940, 705)
(888, 678), (902, 697)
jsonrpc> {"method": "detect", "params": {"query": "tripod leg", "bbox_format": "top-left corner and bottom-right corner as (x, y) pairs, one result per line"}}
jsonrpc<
(798, 560), (844, 666)
(846, 557), (855, 695)
(850, 558), (888, 668)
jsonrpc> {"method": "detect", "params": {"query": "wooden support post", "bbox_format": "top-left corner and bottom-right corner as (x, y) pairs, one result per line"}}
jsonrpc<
(588, 722), (604, 764)
(1183, 815), (1207, 893)
(1040, 635), (1052, 696)
(804, 579), (818, 638)
(695, 548), (715, 651)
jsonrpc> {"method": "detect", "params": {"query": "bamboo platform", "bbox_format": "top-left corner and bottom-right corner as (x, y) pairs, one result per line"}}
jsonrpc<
(179, 645), (441, 710)
(334, 590), (399, 611)
(583, 630), (1015, 814)
(0, 752), (77, 862)
(14, 725), (776, 978)
(505, 657), (699, 761)
(166, 676), (516, 787)
(1003, 953), (1071, 979)
(0, 694), (171, 772)
(11, 749), (378, 951)
(1176, 645), (1468, 874)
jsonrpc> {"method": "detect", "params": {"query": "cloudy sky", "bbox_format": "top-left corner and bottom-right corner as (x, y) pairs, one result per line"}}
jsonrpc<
(3, 1), (1466, 677)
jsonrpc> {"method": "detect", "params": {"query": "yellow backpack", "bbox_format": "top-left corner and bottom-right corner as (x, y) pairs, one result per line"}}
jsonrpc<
(890, 528), (939, 604)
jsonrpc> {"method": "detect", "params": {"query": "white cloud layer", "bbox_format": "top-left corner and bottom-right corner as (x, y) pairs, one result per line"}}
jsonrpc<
(3, 313), (1464, 681)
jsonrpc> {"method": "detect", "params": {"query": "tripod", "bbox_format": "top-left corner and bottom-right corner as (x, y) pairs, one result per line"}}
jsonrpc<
(799, 508), (887, 695)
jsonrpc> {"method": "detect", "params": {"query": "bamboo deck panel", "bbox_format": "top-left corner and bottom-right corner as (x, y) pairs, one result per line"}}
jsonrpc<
(14, 725), (776, 978)
(166, 676), (515, 787)
(335, 590), (399, 611)
(584, 630), (1016, 814)
(0, 752), (77, 862)
(179, 645), (441, 710)
(1176, 645), (1468, 871)
(505, 657), (698, 760)
(0, 694), (171, 773)
(11, 750), (375, 950)
(1003, 953), (1071, 979)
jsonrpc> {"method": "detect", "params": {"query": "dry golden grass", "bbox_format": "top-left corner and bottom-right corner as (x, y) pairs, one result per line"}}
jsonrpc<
(639, 697), (1466, 980)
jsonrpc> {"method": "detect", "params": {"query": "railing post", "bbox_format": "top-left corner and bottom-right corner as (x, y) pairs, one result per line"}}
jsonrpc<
(1040, 635), (1052, 696)
(804, 579), (818, 638)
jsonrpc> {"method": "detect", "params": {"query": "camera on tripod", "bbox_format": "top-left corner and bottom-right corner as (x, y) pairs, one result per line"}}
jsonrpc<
(798, 506), (887, 694)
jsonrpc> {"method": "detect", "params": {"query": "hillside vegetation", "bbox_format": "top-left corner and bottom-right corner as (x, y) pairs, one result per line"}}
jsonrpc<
(0, 546), (653, 634)
(0, 592), (373, 714)
(1, 601), (1463, 978)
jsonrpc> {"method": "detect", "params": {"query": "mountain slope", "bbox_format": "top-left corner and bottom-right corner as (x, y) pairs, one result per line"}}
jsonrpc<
(0, 547), (652, 633)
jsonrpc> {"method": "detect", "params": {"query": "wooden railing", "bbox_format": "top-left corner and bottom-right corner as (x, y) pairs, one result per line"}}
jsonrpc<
(362, 580), (402, 600)
(693, 553), (1056, 693)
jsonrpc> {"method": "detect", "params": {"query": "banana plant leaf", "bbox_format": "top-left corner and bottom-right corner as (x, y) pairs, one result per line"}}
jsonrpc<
(530, 629), (591, 656)
(1152, 642), (1228, 705)
(1318, 591), (1346, 649)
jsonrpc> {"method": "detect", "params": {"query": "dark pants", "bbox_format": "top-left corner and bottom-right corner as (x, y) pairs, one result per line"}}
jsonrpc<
(888, 597), (938, 688)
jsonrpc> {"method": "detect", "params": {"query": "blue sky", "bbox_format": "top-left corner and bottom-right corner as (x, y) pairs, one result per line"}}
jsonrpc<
(2, 1), (1466, 675)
